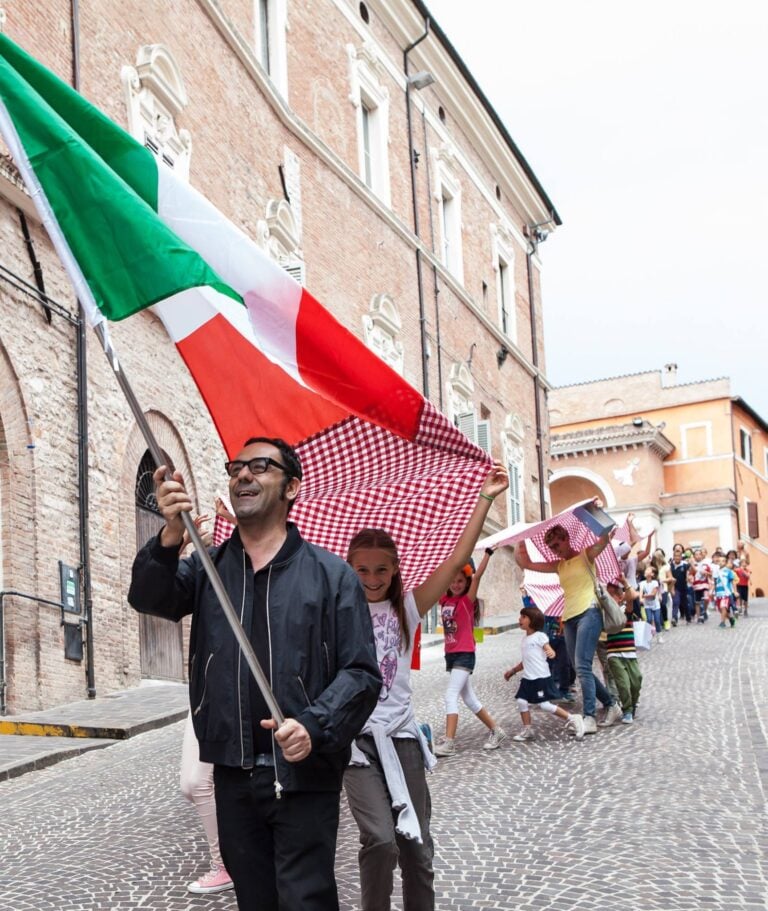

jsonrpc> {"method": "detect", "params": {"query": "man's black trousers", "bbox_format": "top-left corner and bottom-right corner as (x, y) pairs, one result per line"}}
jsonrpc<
(214, 764), (341, 910)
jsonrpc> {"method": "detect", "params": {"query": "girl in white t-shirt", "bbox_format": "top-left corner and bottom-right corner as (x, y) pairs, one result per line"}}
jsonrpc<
(344, 463), (508, 911)
(639, 564), (663, 640)
(504, 607), (585, 742)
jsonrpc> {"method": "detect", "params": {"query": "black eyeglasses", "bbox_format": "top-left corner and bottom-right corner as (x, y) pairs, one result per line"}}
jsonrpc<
(224, 457), (289, 478)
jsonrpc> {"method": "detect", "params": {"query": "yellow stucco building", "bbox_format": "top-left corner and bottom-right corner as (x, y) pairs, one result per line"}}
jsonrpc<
(548, 366), (767, 596)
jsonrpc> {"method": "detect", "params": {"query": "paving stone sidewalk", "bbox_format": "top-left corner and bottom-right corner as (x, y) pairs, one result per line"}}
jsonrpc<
(0, 681), (189, 780)
(0, 600), (765, 910)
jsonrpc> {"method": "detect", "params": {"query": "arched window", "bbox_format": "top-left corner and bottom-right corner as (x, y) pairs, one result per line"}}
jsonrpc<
(260, 198), (306, 285)
(362, 293), (404, 375)
(121, 45), (192, 179)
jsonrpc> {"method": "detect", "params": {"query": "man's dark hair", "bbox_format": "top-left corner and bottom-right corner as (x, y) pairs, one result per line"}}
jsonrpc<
(242, 437), (303, 480)
(242, 437), (302, 512)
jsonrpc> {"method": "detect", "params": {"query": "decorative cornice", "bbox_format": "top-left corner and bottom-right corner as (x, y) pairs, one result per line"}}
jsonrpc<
(550, 421), (675, 460)
(0, 152), (34, 216)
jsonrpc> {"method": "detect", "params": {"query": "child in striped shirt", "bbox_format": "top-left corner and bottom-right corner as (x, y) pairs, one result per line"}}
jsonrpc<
(602, 577), (643, 725)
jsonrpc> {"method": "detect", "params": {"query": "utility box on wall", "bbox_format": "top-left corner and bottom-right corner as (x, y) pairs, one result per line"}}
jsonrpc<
(59, 562), (83, 661)
(59, 562), (80, 614)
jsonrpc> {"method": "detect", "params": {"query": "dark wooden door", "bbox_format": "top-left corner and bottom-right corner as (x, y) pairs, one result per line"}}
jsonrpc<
(135, 452), (184, 680)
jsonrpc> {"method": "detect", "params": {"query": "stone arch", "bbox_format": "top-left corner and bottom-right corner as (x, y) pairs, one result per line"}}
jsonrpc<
(0, 337), (36, 590)
(0, 338), (39, 710)
(549, 467), (616, 514)
(446, 361), (475, 421)
(504, 412), (525, 443)
(265, 199), (300, 256)
(121, 44), (192, 178)
(362, 293), (403, 375)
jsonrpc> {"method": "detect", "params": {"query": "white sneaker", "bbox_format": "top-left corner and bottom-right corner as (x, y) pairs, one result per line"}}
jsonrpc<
(598, 703), (624, 727)
(657, 634), (665, 643)
(566, 714), (585, 741)
(582, 715), (597, 735)
(434, 738), (455, 757)
(512, 727), (535, 742)
(483, 726), (507, 750)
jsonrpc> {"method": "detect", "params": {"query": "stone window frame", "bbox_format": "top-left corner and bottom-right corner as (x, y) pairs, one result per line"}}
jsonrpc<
(447, 363), (491, 453)
(432, 144), (463, 283)
(738, 425), (753, 466)
(362, 293), (404, 375)
(491, 221), (516, 342)
(121, 44), (192, 180)
(347, 42), (391, 205)
(502, 413), (525, 524)
(254, 0), (289, 97)
(255, 198), (306, 286)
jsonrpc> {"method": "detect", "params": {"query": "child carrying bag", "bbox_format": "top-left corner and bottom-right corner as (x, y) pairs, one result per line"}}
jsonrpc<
(632, 620), (653, 650)
(583, 556), (626, 635)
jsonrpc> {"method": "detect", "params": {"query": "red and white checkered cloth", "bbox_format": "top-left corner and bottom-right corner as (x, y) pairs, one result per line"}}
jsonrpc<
(612, 518), (631, 545)
(212, 514), (236, 547)
(205, 401), (491, 591)
(476, 500), (621, 617)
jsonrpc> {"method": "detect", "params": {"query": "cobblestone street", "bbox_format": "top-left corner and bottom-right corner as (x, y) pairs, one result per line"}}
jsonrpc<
(1, 604), (766, 911)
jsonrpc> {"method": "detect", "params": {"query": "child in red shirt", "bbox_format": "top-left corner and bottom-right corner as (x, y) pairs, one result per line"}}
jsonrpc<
(434, 550), (506, 756)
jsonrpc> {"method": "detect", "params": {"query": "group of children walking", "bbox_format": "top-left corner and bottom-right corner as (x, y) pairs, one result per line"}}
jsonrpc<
(180, 484), (750, 910)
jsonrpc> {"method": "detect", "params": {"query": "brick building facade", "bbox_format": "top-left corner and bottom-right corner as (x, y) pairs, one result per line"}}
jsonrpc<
(549, 366), (768, 597)
(0, 0), (558, 711)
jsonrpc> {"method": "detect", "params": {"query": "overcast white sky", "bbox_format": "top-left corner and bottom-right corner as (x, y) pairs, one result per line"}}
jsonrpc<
(426, 0), (768, 419)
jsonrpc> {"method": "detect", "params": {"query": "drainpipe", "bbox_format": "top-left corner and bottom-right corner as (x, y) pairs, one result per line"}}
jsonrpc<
(524, 228), (548, 519)
(421, 100), (443, 409)
(17, 210), (52, 324)
(71, 0), (95, 698)
(404, 20), (430, 400)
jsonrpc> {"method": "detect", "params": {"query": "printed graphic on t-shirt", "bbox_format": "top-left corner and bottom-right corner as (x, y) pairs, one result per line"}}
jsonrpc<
(371, 608), (401, 701)
(440, 604), (458, 638)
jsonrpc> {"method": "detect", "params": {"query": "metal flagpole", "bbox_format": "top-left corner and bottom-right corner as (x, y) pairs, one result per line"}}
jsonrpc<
(93, 322), (285, 726)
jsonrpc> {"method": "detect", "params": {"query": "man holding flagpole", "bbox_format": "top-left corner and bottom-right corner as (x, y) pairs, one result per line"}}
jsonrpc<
(129, 436), (382, 911)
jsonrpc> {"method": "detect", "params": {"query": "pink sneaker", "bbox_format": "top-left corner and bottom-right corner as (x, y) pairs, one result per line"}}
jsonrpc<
(187, 864), (234, 894)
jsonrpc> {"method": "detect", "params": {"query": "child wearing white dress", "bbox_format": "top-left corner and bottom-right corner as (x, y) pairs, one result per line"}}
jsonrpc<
(504, 607), (585, 742)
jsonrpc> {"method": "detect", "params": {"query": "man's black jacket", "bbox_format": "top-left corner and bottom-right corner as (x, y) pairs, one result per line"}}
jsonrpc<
(128, 524), (381, 793)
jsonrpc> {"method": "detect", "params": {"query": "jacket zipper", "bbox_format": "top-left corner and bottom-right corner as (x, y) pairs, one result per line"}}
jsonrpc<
(322, 641), (330, 684)
(296, 674), (311, 706)
(193, 653), (214, 716)
(265, 565), (283, 799)
(237, 551), (247, 768)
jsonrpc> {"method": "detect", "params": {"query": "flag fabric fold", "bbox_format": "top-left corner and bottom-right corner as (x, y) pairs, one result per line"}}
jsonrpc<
(0, 35), (492, 588)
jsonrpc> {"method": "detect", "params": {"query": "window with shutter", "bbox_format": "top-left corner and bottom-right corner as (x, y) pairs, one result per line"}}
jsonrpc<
(283, 260), (305, 286)
(508, 462), (522, 524)
(456, 411), (477, 443)
(476, 419), (491, 453)
(747, 501), (759, 539)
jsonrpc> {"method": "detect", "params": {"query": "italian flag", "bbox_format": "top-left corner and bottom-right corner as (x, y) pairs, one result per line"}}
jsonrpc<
(0, 35), (492, 593)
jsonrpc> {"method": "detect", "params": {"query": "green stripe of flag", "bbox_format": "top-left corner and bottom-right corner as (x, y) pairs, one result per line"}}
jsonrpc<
(0, 35), (241, 322)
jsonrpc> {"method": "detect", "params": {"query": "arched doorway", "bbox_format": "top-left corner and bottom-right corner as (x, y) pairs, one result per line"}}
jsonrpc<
(549, 470), (614, 516)
(135, 449), (184, 680)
